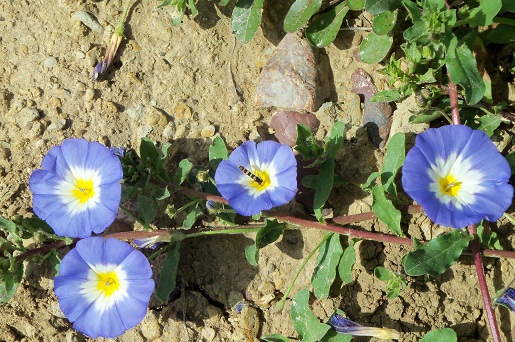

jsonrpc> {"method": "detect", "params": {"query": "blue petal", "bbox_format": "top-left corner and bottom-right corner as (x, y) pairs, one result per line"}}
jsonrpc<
(86, 142), (123, 185)
(214, 160), (243, 186)
(40, 145), (61, 172)
(468, 181), (513, 221)
(256, 141), (282, 165)
(59, 139), (90, 171)
(57, 248), (91, 278)
(328, 314), (362, 333)
(268, 186), (297, 207)
(73, 302), (125, 338)
(229, 141), (256, 167)
(229, 190), (274, 216)
(104, 238), (136, 265)
(119, 250), (153, 279)
(270, 144), (297, 174)
(273, 164), (297, 192)
(74, 237), (106, 266)
(115, 295), (150, 332)
(54, 276), (94, 322)
(125, 279), (155, 305)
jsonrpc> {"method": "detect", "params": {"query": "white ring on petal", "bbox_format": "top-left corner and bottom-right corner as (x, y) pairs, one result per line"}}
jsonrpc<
(236, 159), (279, 198)
(79, 263), (129, 314)
(427, 152), (485, 210)
(54, 166), (102, 214)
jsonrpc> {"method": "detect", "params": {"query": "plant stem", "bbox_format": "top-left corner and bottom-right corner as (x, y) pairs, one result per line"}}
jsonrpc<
(274, 233), (333, 312)
(448, 76), (501, 342)
(119, 204), (145, 226)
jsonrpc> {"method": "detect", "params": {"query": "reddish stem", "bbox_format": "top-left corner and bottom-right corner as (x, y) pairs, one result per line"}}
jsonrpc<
(448, 76), (501, 342)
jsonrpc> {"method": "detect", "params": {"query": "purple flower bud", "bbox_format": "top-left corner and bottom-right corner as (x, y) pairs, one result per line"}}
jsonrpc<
(496, 288), (515, 311)
(91, 60), (109, 82)
(328, 314), (400, 340)
(109, 146), (126, 158)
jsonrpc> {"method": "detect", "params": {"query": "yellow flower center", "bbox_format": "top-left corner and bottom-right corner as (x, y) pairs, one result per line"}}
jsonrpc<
(95, 271), (121, 297)
(439, 174), (462, 197)
(248, 169), (272, 191)
(71, 178), (95, 203)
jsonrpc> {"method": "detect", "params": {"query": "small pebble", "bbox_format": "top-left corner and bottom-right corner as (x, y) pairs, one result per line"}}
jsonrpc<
(145, 107), (169, 127)
(172, 102), (192, 120)
(201, 124), (216, 138)
(162, 122), (175, 140)
(18, 107), (39, 125)
(84, 88), (95, 101)
(75, 51), (85, 59)
(44, 57), (57, 69)
(102, 100), (118, 114)
(29, 121), (44, 137)
(73, 11), (103, 32)
(48, 119), (66, 131)
(126, 104), (144, 119)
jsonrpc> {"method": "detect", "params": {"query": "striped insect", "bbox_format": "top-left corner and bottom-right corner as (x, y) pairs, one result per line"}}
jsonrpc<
(238, 166), (263, 185)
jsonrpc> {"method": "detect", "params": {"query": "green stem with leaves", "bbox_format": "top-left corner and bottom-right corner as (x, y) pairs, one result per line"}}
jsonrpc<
(274, 233), (333, 312)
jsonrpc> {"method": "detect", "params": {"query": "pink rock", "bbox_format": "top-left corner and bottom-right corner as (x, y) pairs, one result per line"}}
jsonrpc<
(255, 33), (325, 112)
(270, 111), (320, 147)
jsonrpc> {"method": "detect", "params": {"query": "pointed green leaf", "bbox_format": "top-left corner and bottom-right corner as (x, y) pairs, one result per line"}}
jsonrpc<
(314, 158), (335, 222)
(262, 334), (292, 342)
(338, 239), (356, 283)
(245, 219), (286, 265)
(156, 243), (181, 302)
(372, 10), (397, 35)
(365, 0), (402, 14)
(446, 44), (486, 105)
(347, 0), (365, 11)
(209, 136), (229, 169)
(374, 266), (406, 298)
(312, 233), (343, 299)
(476, 114), (502, 137)
(295, 124), (323, 159)
(284, 0), (323, 32)
(137, 194), (157, 228)
(409, 110), (443, 124)
(381, 132), (405, 197)
(420, 328), (457, 342)
(403, 229), (473, 276)
(174, 158), (193, 187)
(291, 289), (331, 342)
(468, 0), (502, 27)
(369, 89), (403, 102)
(182, 203), (202, 229)
(232, 0), (264, 43)
(372, 183), (403, 236)
(306, 3), (349, 48)
(324, 122), (345, 159)
(358, 32), (393, 64)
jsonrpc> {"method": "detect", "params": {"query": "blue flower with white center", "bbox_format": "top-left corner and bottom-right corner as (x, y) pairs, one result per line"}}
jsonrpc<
(328, 313), (400, 340)
(214, 141), (297, 216)
(54, 237), (155, 338)
(29, 138), (123, 238)
(402, 125), (513, 228)
(495, 288), (515, 312)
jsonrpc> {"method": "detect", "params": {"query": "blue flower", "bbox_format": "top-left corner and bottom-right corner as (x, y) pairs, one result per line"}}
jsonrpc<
(54, 237), (155, 338)
(495, 288), (515, 312)
(402, 125), (513, 228)
(328, 313), (400, 340)
(214, 141), (297, 216)
(29, 138), (123, 238)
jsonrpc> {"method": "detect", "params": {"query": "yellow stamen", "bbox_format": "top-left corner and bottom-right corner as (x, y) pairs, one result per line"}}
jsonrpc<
(95, 271), (121, 297)
(247, 169), (271, 191)
(439, 174), (462, 196)
(71, 178), (95, 203)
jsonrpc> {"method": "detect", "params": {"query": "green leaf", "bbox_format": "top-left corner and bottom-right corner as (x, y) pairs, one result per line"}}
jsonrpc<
(505, 152), (515, 174)
(321, 330), (352, 342)
(338, 239), (356, 283)
(170, 0), (187, 26)
(182, 203), (202, 229)
(408, 110), (443, 123)
(420, 328), (457, 342)
(347, 0), (365, 11)
(361, 171), (381, 191)
(358, 32), (393, 64)
(22, 217), (54, 235)
(140, 137), (160, 164)
(374, 266), (406, 298)
(209, 136), (229, 169)
(295, 124), (323, 160)
(46, 249), (61, 274)
(502, 0), (515, 12)
(284, 0), (323, 32)
(403, 229), (473, 276)
(369, 89), (403, 102)
(372, 183), (403, 236)
(290, 289), (331, 342)
(0, 258), (23, 303)
(188, 0), (199, 15)
(468, 0), (502, 27)
(324, 122), (345, 159)
(219, 0), (231, 5)
(306, 3), (349, 48)
(312, 233), (343, 299)
(232, 0), (264, 44)
(245, 219), (286, 265)
(381, 132), (405, 197)
(262, 334), (292, 342)
(156, 243), (181, 302)
(137, 194), (157, 228)
(365, 0), (402, 15)
(477, 223), (503, 250)
(446, 44), (486, 105)
(476, 114), (502, 137)
(372, 10), (397, 35)
(313, 158), (334, 222)
(157, 0), (176, 9)
(174, 158), (193, 187)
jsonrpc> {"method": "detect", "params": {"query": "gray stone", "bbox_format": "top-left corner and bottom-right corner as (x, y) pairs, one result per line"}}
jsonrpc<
(48, 119), (66, 131)
(44, 57), (57, 69)
(18, 107), (39, 125)
(126, 104), (144, 119)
